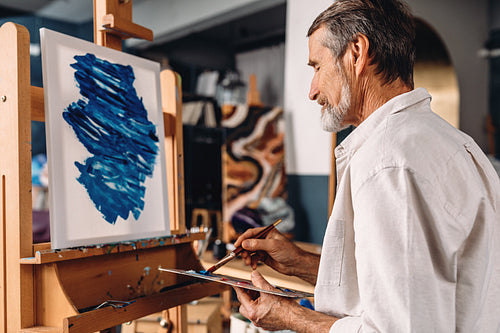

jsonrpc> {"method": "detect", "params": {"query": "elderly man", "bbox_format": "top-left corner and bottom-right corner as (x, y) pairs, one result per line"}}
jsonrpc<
(233, 0), (500, 332)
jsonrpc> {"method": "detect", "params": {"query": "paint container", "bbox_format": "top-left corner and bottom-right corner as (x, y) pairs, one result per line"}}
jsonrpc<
(230, 313), (250, 333)
(213, 239), (227, 260)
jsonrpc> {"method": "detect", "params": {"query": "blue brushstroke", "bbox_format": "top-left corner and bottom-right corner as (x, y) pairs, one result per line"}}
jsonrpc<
(63, 53), (159, 224)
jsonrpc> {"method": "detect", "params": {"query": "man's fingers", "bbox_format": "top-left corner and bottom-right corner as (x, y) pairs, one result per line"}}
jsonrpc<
(238, 303), (249, 320)
(242, 238), (275, 252)
(234, 286), (252, 304)
(250, 271), (275, 291)
(234, 227), (268, 248)
(235, 288), (251, 319)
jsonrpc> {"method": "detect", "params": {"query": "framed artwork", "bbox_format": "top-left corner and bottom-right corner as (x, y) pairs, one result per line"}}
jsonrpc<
(40, 28), (170, 249)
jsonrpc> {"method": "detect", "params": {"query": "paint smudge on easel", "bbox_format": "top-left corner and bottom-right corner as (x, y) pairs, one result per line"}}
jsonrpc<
(63, 53), (159, 224)
(137, 275), (145, 287)
(126, 284), (136, 296)
(150, 271), (160, 290)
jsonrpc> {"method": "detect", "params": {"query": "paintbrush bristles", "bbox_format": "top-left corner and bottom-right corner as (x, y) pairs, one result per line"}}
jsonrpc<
(207, 252), (236, 272)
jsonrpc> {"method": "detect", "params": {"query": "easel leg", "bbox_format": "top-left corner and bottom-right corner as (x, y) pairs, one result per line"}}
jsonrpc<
(168, 305), (187, 333)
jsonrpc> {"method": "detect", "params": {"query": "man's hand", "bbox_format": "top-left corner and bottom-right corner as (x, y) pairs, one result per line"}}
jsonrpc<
(234, 270), (300, 331)
(234, 226), (320, 285)
(234, 271), (337, 333)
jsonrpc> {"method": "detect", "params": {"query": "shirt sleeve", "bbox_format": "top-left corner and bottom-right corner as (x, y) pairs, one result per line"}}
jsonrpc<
(339, 166), (461, 332)
(330, 316), (362, 332)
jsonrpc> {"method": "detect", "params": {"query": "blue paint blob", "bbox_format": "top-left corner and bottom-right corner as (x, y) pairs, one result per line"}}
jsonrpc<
(63, 53), (159, 224)
(299, 298), (314, 310)
(199, 270), (211, 276)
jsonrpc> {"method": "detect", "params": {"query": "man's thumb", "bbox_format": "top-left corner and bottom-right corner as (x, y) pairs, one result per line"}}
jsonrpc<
(251, 271), (274, 291)
(243, 238), (270, 252)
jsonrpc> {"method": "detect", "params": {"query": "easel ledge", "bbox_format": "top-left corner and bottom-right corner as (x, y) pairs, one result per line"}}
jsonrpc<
(21, 232), (206, 265)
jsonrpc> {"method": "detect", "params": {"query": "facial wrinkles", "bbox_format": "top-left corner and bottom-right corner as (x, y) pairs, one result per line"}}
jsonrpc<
(320, 62), (351, 133)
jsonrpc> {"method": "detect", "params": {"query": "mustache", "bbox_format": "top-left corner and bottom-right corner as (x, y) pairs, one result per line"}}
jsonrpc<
(317, 95), (329, 107)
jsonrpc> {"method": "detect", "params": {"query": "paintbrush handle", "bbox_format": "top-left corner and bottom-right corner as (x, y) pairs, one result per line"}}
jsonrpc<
(252, 218), (283, 240)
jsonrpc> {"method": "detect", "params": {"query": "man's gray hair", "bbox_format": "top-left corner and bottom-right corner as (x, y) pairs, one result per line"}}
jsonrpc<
(308, 0), (416, 88)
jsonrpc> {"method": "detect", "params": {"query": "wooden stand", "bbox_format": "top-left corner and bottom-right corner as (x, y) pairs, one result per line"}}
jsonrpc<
(0, 1), (226, 332)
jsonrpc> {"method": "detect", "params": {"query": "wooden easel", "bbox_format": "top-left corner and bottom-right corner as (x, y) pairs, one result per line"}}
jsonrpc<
(0, 1), (226, 332)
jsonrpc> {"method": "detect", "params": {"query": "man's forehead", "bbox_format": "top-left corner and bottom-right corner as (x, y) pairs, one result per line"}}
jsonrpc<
(308, 28), (330, 64)
(310, 26), (328, 42)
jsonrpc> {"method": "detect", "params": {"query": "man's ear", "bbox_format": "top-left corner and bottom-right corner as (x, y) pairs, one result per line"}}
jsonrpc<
(348, 33), (370, 77)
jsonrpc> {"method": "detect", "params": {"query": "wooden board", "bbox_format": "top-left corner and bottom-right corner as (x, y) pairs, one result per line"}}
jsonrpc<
(50, 242), (200, 311)
(63, 282), (226, 333)
(0, 21), (35, 332)
(34, 264), (78, 328)
(161, 70), (186, 233)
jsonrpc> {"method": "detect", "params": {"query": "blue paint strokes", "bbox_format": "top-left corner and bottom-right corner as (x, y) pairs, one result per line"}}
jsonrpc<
(144, 266), (151, 276)
(62, 53), (159, 224)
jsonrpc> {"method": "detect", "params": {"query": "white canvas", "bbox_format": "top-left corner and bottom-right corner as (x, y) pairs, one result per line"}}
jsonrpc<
(40, 28), (170, 249)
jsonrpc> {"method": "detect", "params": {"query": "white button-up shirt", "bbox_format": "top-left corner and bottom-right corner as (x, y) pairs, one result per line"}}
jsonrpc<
(315, 88), (500, 332)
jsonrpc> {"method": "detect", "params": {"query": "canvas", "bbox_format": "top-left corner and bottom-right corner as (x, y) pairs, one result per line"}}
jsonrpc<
(40, 28), (170, 249)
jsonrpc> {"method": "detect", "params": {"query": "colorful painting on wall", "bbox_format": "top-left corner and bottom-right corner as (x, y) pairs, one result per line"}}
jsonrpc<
(41, 28), (170, 249)
(222, 105), (289, 238)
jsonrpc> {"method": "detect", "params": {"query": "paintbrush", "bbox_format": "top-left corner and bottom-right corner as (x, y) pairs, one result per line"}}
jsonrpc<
(206, 218), (283, 273)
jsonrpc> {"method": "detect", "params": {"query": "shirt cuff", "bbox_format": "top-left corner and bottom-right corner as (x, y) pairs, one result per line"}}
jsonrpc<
(330, 316), (362, 333)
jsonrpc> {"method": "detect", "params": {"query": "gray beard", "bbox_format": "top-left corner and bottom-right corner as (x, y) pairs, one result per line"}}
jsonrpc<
(320, 82), (351, 133)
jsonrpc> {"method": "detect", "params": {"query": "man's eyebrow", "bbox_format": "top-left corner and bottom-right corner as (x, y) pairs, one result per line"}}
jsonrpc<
(307, 60), (317, 67)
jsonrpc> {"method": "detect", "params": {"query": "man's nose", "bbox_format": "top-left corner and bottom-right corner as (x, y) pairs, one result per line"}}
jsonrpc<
(309, 77), (319, 100)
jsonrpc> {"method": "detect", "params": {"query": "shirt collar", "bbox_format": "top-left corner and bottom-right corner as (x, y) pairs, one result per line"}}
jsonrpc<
(335, 87), (431, 159)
